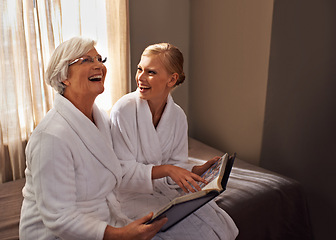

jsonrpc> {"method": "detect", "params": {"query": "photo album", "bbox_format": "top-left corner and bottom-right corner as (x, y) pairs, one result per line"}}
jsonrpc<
(147, 152), (236, 231)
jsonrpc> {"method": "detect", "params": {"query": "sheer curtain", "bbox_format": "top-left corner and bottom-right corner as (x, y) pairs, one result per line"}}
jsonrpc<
(0, 0), (130, 183)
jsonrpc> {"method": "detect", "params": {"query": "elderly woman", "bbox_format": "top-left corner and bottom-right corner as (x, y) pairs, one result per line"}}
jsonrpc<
(110, 43), (239, 239)
(19, 37), (166, 240)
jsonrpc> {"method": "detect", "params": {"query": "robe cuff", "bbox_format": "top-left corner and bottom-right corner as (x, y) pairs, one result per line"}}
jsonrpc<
(131, 164), (154, 194)
(96, 222), (108, 240)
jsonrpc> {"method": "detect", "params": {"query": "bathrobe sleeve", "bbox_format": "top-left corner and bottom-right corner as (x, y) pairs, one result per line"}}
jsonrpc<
(111, 106), (154, 194)
(28, 132), (107, 240)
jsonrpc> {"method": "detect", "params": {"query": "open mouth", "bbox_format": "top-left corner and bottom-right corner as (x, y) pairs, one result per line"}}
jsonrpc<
(139, 86), (151, 90)
(88, 75), (102, 82)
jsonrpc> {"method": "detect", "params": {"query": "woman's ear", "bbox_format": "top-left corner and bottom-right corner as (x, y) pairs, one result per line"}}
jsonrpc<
(167, 73), (178, 88)
(62, 80), (70, 86)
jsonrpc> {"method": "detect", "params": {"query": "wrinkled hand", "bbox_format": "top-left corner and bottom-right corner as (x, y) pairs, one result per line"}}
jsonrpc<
(104, 212), (167, 240)
(192, 156), (221, 176)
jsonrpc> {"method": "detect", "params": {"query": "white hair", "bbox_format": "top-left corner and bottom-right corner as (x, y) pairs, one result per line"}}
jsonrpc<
(45, 37), (96, 94)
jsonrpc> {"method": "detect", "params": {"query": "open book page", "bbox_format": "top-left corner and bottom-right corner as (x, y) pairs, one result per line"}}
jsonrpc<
(200, 153), (228, 191)
(176, 153), (228, 197)
(151, 190), (209, 219)
(152, 154), (228, 218)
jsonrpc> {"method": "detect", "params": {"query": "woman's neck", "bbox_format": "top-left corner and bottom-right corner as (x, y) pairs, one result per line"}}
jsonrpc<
(148, 97), (168, 128)
(63, 93), (95, 123)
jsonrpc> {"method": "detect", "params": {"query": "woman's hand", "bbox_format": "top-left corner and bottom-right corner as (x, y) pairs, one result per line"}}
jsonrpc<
(103, 212), (167, 240)
(192, 156), (221, 176)
(152, 165), (207, 193)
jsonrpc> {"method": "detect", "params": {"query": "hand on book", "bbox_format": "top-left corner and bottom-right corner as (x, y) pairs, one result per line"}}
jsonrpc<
(103, 212), (167, 240)
(152, 165), (207, 193)
(167, 165), (208, 193)
(192, 156), (221, 176)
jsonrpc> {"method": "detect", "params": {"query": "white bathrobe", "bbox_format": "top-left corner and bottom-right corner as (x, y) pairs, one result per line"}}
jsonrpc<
(20, 93), (131, 240)
(110, 90), (239, 240)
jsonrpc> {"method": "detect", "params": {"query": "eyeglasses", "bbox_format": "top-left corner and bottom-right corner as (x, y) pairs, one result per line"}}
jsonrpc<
(68, 55), (107, 66)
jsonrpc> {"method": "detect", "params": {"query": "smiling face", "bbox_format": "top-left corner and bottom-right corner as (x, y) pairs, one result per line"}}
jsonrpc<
(63, 48), (107, 101)
(136, 54), (177, 104)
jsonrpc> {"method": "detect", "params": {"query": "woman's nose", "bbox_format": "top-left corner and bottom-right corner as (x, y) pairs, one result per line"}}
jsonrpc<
(138, 70), (147, 80)
(93, 60), (104, 69)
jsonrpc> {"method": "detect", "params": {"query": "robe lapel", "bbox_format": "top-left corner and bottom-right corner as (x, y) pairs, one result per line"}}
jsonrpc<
(156, 94), (175, 148)
(53, 94), (122, 186)
(135, 91), (163, 165)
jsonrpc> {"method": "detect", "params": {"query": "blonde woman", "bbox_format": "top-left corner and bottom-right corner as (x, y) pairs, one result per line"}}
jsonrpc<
(110, 43), (238, 239)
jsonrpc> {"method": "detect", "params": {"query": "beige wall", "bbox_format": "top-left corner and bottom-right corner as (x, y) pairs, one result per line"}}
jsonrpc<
(129, 0), (190, 115)
(129, 0), (273, 165)
(189, 0), (274, 165)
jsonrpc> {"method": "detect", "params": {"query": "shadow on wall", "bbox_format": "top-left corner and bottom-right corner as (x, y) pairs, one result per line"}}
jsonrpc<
(260, 0), (336, 239)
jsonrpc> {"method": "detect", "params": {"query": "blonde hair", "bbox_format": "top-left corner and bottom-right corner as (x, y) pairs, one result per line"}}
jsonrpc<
(142, 43), (185, 86)
(45, 37), (96, 94)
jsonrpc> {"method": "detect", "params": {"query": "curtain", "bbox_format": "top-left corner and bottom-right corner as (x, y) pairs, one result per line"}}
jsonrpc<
(0, 0), (130, 183)
(105, 0), (130, 107)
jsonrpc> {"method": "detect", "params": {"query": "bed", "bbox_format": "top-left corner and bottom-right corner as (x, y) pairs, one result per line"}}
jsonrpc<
(0, 138), (313, 239)
(188, 138), (313, 240)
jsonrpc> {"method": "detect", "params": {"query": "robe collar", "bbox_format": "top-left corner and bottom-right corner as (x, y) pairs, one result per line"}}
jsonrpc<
(135, 90), (175, 165)
(53, 93), (122, 186)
